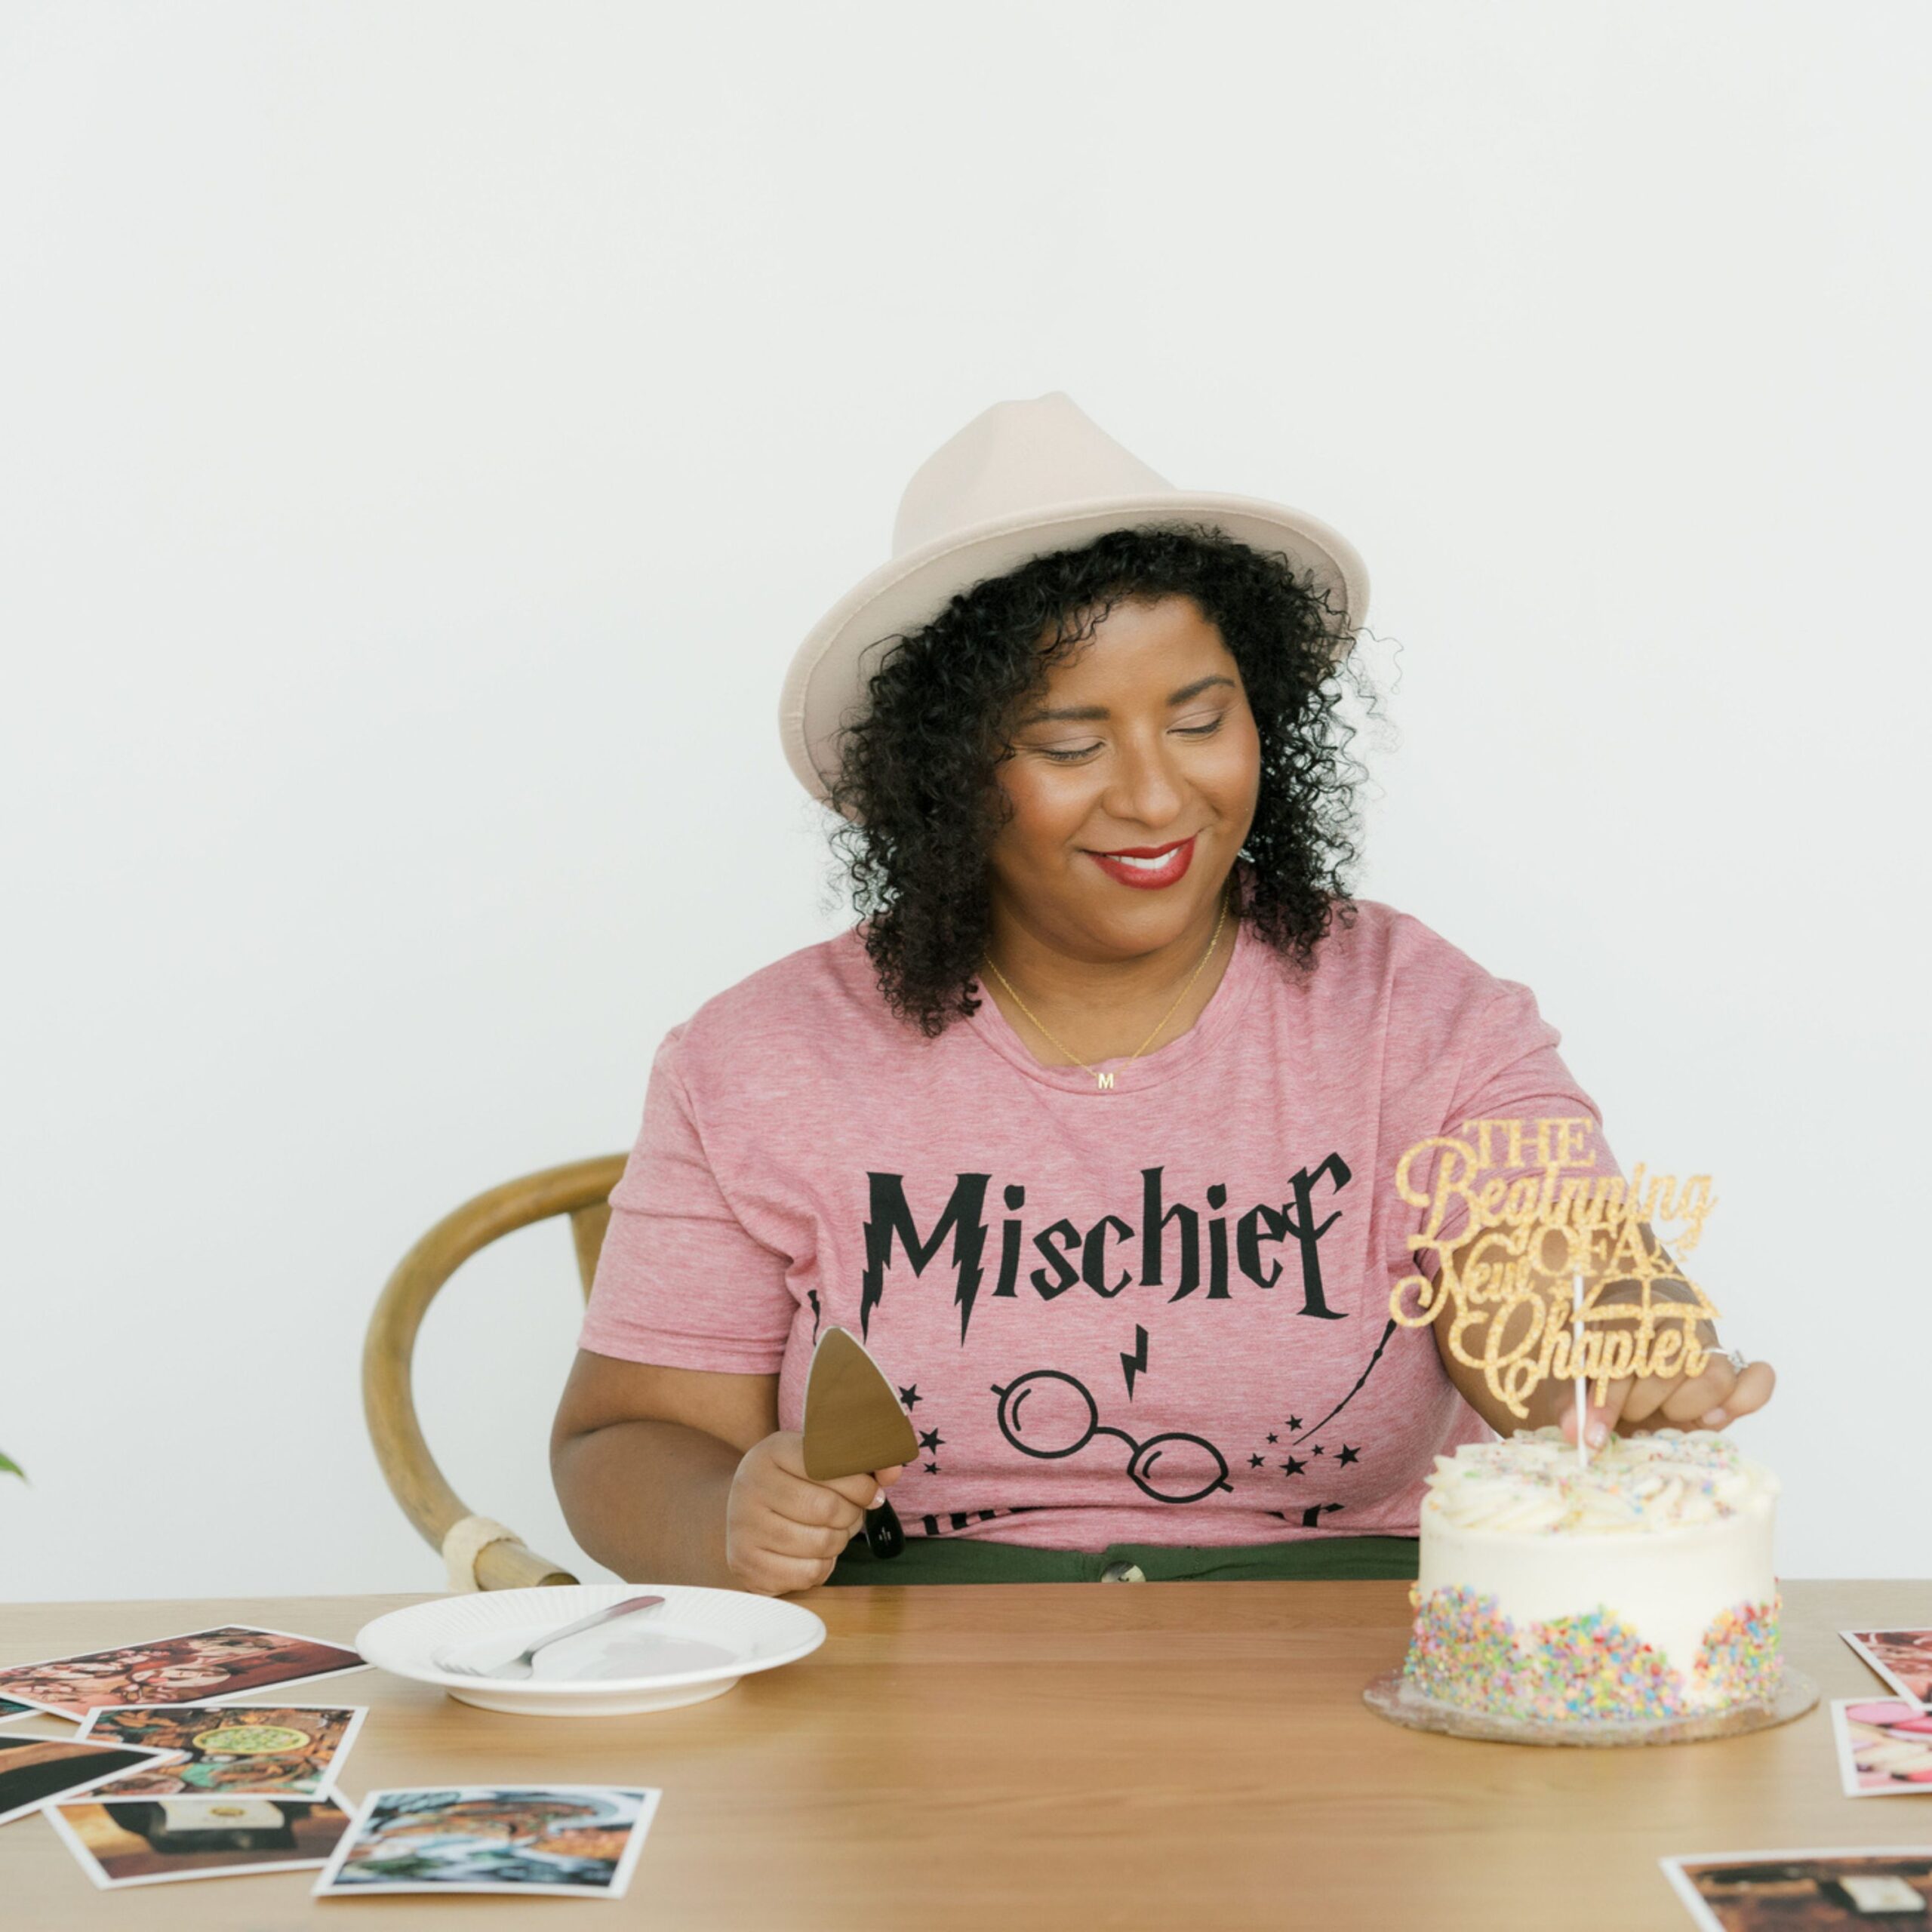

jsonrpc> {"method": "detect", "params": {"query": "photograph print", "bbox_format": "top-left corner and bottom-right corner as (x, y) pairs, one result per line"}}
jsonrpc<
(1841, 1629), (1932, 1706)
(1829, 1700), (1932, 1797)
(47, 1795), (354, 1889)
(312, 1785), (660, 1898)
(1663, 1848), (1932, 1928)
(0, 1624), (365, 1718)
(0, 1733), (181, 1827)
(76, 1703), (367, 1798)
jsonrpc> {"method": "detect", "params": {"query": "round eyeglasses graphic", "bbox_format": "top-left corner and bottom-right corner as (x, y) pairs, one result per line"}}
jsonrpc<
(991, 1369), (1232, 1505)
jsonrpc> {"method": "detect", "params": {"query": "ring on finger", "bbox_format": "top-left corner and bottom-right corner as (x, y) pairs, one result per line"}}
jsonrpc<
(1722, 1348), (1747, 1376)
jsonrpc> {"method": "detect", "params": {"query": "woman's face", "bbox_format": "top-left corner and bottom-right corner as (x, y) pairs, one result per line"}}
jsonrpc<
(987, 594), (1260, 959)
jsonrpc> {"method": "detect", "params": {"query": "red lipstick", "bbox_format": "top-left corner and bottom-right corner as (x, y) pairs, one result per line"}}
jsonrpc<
(1084, 835), (1196, 891)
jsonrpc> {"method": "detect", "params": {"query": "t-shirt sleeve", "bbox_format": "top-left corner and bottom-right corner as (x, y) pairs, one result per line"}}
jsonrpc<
(1415, 974), (1626, 1262)
(577, 1029), (798, 1374)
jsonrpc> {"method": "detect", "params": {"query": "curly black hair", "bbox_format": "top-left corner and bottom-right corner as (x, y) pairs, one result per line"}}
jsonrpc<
(823, 521), (1378, 1038)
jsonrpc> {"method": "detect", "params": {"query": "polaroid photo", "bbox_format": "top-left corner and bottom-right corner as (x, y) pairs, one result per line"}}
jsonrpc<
(1663, 1848), (1932, 1927)
(46, 1795), (353, 1889)
(0, 1731), (182, 1827)
(1842, 1628), (1932, 1707)
(0, 1697), (41, 1722)
(0, 1623), (365, 1719)
(1829, 1698), (1932, 1797)
(76, 1703), (368, 1798)
(312, 1785), (661, 1899)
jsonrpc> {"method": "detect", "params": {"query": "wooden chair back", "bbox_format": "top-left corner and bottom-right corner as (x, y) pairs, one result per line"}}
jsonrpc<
(362, 1154), (626, 1589)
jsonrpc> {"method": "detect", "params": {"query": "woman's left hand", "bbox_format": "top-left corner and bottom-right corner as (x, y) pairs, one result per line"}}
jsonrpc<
(1561, 1349), (1777, 1449)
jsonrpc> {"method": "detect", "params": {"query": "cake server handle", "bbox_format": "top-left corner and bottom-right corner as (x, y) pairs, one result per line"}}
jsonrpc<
(863, 1494), (906, 1560)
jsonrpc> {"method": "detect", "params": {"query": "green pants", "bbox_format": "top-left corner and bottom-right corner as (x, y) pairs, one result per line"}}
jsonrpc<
(826, 1532), (1420, 1586)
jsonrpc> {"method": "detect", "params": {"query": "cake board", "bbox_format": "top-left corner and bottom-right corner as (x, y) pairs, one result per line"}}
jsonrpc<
(1362, 1663), (1819, 1747)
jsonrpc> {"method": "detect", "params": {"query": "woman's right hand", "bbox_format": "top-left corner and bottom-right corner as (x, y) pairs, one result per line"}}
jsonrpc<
(723, 1430), (904, 1595)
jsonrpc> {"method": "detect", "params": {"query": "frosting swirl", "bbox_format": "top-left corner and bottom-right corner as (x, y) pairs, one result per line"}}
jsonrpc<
(1423, 1426), (1775, 1534)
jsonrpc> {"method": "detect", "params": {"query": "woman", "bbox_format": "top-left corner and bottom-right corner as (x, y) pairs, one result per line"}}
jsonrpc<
(551, 393), (1775, 1593)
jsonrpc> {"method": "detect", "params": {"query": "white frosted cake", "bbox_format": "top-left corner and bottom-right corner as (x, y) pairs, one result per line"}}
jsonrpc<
(1402, 1426), (1781, 1723)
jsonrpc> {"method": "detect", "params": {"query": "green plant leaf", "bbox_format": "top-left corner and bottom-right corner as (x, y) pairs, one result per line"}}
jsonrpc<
(0, 1451), (23, 1480)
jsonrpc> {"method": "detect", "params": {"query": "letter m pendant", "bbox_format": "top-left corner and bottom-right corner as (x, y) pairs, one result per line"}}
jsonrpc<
(1096, 1071), (1115, 1091)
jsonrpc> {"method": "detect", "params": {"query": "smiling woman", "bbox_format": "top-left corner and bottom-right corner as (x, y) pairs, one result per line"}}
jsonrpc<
(897, 589), (1299, 1085)
(823, 515), (1367, 1057)
(549, 394), (1774, 1596)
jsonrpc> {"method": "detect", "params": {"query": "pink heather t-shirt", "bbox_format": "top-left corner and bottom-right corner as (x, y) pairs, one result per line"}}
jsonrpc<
(579, 895), (1623, 1551)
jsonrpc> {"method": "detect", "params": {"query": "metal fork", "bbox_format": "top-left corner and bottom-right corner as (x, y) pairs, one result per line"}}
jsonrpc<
(435, 1594), (666, 1680)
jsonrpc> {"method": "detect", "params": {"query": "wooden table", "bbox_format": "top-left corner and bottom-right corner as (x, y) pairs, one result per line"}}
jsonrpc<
(2, 1580), (1926, 1929)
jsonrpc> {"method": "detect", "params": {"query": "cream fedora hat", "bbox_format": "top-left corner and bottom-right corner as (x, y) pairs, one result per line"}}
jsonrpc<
(778, 389), (1371, 807)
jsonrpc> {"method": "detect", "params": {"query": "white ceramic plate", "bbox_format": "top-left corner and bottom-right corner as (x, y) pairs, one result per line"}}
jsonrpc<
(355, 1584), (826, 1717)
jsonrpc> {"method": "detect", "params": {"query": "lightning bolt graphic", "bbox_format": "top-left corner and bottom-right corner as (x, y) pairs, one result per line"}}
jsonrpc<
(1121, 1324), (1150, 1398)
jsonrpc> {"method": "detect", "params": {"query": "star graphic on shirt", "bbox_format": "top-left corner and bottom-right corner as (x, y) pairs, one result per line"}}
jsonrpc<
(1247, 1454), (1265, 1469)
(924, 1462), (940, 1475)
(1266, 1432), (1278, 1444)
(1338, 1444), (1361, 1466)
(898, 1386), (921, 1409)
(1286, 1415), (1303, 1432)
(918, 1429), (946, 1454)
(1280, 1457), (1307, 1476)
(1312, 1444), (1324, 1455)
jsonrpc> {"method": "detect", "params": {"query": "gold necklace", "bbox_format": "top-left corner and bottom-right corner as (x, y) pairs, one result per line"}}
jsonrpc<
(982, 892), (1232, 1091)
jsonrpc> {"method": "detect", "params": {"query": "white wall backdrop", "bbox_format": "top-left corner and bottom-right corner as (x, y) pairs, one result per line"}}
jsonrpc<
(4, 2), (1927, 1602)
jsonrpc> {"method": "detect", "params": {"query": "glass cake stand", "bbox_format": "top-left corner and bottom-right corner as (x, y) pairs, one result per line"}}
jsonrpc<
(1362, 1664), (1820, 1747)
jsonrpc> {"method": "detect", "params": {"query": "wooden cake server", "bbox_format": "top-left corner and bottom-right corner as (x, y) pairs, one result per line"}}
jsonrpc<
(801, 1326), (918, 1561)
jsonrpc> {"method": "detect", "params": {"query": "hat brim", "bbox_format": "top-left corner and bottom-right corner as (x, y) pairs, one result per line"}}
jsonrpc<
(778, 490), (1371, 807)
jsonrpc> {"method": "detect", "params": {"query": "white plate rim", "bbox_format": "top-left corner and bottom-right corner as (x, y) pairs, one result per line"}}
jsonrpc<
(354, 1584), (826, 1697)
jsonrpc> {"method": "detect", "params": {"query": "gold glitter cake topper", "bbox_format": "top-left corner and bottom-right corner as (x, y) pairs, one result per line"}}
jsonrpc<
(1388, 1115), (1721, 1420)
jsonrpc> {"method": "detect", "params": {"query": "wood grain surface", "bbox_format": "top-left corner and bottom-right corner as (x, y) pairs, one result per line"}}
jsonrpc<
(1, 1580), (1925, 1930)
